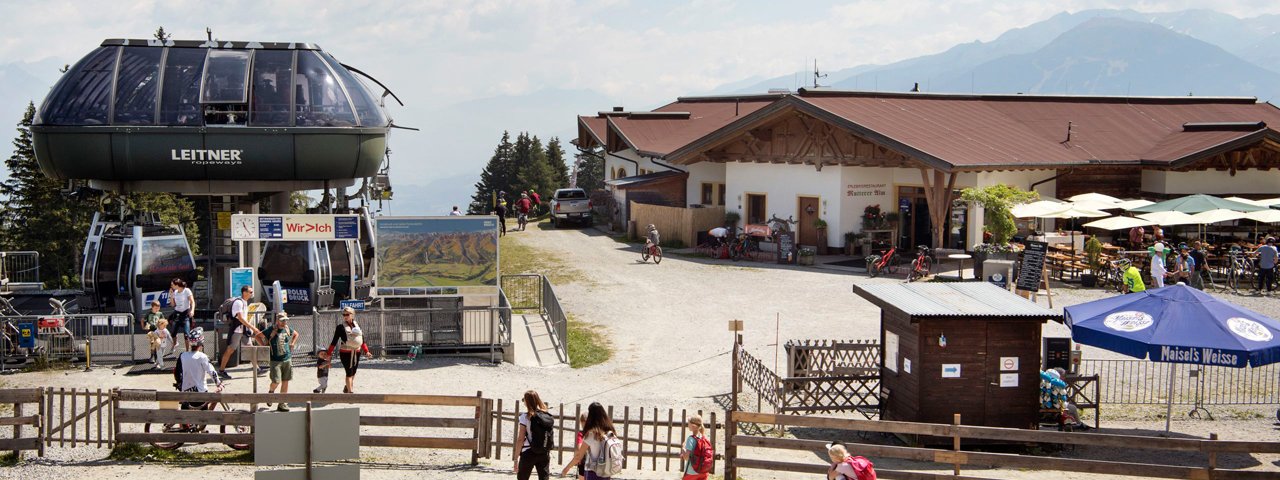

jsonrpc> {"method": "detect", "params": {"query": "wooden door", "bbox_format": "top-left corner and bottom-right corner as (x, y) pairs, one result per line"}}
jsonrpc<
(984, 321), (1041, 429)
(797, 196), (820, 246)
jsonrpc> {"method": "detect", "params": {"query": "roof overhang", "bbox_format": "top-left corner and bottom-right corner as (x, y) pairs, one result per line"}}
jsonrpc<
(1160, 128), (1280, 169)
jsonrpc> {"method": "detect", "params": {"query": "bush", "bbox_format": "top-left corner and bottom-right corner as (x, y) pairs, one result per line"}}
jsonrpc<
(960, 185), (1038, 246)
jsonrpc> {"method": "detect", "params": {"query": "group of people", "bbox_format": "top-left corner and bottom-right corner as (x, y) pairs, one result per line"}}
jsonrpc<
(140, 278), (197, 369)
(1115, 237), (1278, 294)
(153, 282), (374, 412)
(491, 190), (540, 235)
(512, 390), (714, 480)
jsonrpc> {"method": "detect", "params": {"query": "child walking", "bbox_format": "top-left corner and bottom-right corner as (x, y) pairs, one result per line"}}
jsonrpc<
(314, 350), (331, 394)
(680, 415), (711, 480)
(150, 318), (172, 369)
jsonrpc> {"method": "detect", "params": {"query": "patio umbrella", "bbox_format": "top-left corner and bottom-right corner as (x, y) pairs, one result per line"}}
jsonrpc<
(1128, 194), (1269, 214)
(1012, 199), (1068, 218)
(1069, 193), (1123, 205)
(1245, 209), (1280, 223)
(1257, 198), (1280, 207)
(1082, 216), (1153, 231)
(1114, 199), (1155, 211)
(1137, 211), (1197, 226)
(1065, 285), (1280, 432)
(1037, 206), (1109, 252)
(1224, 197), (1267, 207)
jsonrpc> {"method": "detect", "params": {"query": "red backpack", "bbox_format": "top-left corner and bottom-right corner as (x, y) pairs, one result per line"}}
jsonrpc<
(842, 455), (877, 480)
(688, 435), (715, 474)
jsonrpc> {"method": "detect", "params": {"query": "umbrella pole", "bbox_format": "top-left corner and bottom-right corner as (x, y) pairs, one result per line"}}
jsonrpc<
(1165, 364), (1175, 434)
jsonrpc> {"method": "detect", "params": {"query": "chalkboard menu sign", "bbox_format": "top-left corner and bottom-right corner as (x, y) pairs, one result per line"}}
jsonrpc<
(1015, 240), (1047, 292)
(776, 232), (795, 264)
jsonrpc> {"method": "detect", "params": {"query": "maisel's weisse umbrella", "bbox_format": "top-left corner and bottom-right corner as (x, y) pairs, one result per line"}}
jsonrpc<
(1065, 285), (1280, 431)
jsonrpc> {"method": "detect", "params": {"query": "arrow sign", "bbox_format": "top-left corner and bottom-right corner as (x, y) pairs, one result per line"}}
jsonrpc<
(942, 364), (961, 378)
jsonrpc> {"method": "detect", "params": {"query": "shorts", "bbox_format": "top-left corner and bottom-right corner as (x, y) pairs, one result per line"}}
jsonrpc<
(227, 329), (252, 351)
(339, 350), (361, 377)
(169, 310), (192, 334)
(269, 360), (293, 383)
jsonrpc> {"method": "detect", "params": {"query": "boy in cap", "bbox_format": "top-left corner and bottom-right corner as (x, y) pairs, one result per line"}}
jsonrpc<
(255, 312), (299, 411)
(314, 350), (332, 394)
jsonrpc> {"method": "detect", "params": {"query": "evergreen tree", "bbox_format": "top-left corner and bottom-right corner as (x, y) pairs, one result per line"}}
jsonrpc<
(122, 192), (202, 254)
(545, 137), (570, 190)
(516, 134), (556, 200)
(574, 147), (606, 192)
(0, 103), (96, 288)
(467, 131), (515, 214)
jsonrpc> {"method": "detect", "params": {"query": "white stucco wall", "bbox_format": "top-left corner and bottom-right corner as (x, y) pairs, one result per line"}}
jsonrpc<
(725, 163), (843, 246)
(1142, 169), (1280, 195)
(603, 150), (656, 180)
(684, 161), (727, 207)
(970, 170), (1059, 247)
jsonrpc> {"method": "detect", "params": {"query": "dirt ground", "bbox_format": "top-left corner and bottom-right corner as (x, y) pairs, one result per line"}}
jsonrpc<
(2, 220), (1279, 479)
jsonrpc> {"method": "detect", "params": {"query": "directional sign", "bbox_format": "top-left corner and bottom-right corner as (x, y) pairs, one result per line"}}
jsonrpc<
(232, 214), (360, 241)
(340, 299), (366, 311)
(942, 364), (961, 378)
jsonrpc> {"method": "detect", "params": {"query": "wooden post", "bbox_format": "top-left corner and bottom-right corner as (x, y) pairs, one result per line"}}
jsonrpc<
(305, 401), (313, 480)
(709, 411), (718, 475)
(726, 331), (742, 480)
(473, 391), (483, 466)
(556, 402), (565, 465)
(37, 388), (45, 457)
(952, 413), (962, 476)
(621, 406), (629, 468)
(1042, 268), (1054, 309)
(96, 389), (103, 448)
(1207, 432), (1218, 475)
(110, 389), (119, 449)
(494, 399), (503, 460)
(12, 401), (22, 458)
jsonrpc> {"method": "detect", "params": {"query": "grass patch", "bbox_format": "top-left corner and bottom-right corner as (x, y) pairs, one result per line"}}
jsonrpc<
(499, 228), (582, 286)
(109, 442), (255, 463)
(0, 452), (18, 467)
(566, 314), (612, 369)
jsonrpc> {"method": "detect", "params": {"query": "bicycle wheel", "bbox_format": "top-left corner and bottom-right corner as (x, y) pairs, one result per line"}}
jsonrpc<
(885, 257), (899, 274)
(144, 422), (186, 450)
(641, 248), (650, 263)
(653, 246), (663, 264)
(220, 403), (253, 450)
(866, 256), (881, 278)
(730, 244), (742, 261)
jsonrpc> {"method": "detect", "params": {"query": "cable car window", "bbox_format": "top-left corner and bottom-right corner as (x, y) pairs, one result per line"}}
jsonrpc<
(96, 238), (122, 294)
(316, 242), (332, 287)
(119, 244), (134, 294)
(294, 51), (356, 127)
(137, 238), (194, 292)
(159, 48), (207, 125)
(260, 241), (308, 283)
(249, 50), (294, 127)
(200, 50), (251, 103)
(328, 241), (352, 277)
(320, 53), (386, 127)
(112, 47), (163, 125)
(37, 46), (117, 125)
(82, 241), (99, 291)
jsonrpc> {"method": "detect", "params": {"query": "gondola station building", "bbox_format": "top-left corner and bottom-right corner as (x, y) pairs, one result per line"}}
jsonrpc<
(576, 89), (1280, 251)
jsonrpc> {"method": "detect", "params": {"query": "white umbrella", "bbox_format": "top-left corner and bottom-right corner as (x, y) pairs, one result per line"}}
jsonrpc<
(1137, 211), (1198, 226)
(1083, 216), (1154, 230)
(1012, 199), (1068, 218)
(1189, 209), (1247, 225)
(1258, 198), (1280, 207)
(1037, 206), (1111, 219)
(1114, 199), (1155, 210)
(1225, 197), (1267, 207)
(1071, 199), (1125, 211)
(1246, 209), (1280, 223)
(1069, 193), (1123, 205)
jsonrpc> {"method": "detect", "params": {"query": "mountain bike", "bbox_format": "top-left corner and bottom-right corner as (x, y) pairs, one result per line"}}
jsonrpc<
(866, 246), (898, 278)
(907, 246), (931, 282)
(730, 234), (760, 261)
(641, 240), (663, 264)
(145, 384), (251, 450)
(517, 212), (529, 231)
(1225, 250), (1254, 294)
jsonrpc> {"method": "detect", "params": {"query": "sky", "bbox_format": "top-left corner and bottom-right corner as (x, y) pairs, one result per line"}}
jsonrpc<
(2, 0), (1280, 213)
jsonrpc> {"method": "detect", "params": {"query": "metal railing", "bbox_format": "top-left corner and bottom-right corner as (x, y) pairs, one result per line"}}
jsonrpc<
(541, 275), (568, 356)
(500, 274), (543, 310)
(1079, 359), (1280, 406)
(0, 251), (40, 285)
(0, 313), (135, 369)
(312, 302), (512, 363)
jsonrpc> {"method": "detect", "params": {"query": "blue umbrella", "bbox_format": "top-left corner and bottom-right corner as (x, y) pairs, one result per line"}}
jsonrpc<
(1065, 284), (1280, 431)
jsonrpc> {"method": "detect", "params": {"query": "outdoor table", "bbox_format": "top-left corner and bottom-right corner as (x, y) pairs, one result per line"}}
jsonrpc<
(948, 253), (972, 280)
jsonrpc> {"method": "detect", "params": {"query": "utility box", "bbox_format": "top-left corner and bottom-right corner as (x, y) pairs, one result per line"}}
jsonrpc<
(853, 282), (1063, 432)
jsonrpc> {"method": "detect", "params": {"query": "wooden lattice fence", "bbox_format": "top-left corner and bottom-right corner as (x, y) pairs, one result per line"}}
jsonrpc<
(737, 340), (882, 418)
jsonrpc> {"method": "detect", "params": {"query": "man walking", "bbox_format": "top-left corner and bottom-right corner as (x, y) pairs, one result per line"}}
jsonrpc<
(530, 190), (542, 216)
(256, 312), (299, 411)
(218, 285), (262, 379)
(1258, 237), (1278, 295)
(1189, 241), (1209, 290)
(495, 195), (508, 236)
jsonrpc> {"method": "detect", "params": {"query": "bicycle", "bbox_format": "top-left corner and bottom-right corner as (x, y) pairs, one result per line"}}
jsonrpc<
(145, 384), (251, 450)
(640, 240), (663, 264)
(907, 246), (931, 282)
(729, 234), (760, 261)
(1225, 249), (1254, 294)
(517, 212), (529, 231)
(866, 246), (899, 278)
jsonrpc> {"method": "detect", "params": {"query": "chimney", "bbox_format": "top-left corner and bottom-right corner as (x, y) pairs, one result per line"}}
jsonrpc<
(911, 82), (919, 92)
(612, 106), (624, 112)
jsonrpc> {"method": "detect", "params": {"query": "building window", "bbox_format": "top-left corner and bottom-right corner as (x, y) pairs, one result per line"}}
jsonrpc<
(717, 184), (726, 206)
(701, 183), (726, 206)
(746, 194), (766, 224)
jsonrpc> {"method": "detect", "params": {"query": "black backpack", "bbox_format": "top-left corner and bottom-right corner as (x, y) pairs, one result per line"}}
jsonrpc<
(217, 297), (243, 325)
(527, 411), (555, 453)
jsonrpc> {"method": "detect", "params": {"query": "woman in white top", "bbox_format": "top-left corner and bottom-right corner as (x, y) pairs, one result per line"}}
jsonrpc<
(561, 402), (617, 480)
(513, 390), (552, 480)
(1149, 242), (1167, 289)
(167, 278), (196, 353)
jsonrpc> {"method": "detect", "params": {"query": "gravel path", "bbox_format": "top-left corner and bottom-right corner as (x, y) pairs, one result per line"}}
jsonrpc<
(2, 221), (1278, 479)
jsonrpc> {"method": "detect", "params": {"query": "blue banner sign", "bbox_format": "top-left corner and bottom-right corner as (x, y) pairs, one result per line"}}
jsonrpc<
(340, 299), (366, 311)
(1154, 345), (1246, 367)
(259, 216), (284, 239)
(335, 216), (360, 240)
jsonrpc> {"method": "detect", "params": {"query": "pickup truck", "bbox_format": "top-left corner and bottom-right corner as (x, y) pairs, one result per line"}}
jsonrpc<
(550, 188), (592, 228)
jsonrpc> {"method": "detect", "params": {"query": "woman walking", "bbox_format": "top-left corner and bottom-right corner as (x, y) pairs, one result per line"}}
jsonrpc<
(167, 278), (196, 353)
(513, 390), (553, 480)
(326, 306), (371, 393)
(680, 415), (711, 480)
(561, 402), (618, 480)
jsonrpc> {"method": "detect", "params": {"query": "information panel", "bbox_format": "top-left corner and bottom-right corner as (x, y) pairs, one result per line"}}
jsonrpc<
(374, 216), (499, 297)
(230, 214), (360, 241)
(1015, 240), (1047, 292)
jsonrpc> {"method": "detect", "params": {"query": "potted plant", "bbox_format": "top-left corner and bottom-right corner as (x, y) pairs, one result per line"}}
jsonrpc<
(1082, 236), (1103, 288)
(844, 231), (859, 255)
(798, 246), (816, 266)
(961, 185), (1038, 277)
(724, 211), (741, 236)
(813, 218), (829, 254)
(972, 242), (1019, 279)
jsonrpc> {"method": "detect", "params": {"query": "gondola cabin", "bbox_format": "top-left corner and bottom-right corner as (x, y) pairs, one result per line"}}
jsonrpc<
(258, 239), (370, 315)
(79, 212), (197, 315)
(852, 282), (1062, 433)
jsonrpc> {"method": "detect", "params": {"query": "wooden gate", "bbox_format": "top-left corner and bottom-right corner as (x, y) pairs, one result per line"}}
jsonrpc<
(43, 387), (112, 448)
(0, 388), (44, 457)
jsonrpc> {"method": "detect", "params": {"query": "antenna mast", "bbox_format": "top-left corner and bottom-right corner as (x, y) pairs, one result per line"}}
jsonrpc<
(813, 60), (828, 89)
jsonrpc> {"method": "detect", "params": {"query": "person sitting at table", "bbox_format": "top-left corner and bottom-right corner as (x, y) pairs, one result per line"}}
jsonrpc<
(1152, 225), (1165, 242)
(1128, 225), (1145, 248)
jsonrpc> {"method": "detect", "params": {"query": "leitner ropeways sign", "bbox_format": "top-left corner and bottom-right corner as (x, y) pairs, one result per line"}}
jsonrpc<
(230, 214), (360, 241)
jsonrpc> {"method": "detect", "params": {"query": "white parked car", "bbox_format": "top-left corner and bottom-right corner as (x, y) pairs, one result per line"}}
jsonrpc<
(550, 188), (592, 228)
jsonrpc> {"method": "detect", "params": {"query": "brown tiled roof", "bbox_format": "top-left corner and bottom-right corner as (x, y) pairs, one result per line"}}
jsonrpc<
(576, 115), (608, 149)
(792, 90), (1280, 170)
(603, 96), (779, 157)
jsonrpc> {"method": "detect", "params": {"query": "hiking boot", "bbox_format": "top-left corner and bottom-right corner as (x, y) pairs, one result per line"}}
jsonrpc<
(217, 370), (232, 379)
(277, 404), (290, 412)
(313, 387), (325, 394)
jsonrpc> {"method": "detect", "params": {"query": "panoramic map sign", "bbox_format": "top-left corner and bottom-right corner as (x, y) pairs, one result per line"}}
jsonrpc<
(374, 216), (500, 297)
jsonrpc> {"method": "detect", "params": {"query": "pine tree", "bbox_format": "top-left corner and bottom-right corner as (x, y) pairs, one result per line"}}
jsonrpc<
(123, 192), (202, 254)
(574, 147), (606, 192)
(545, 137), (570, 190)
(516, 134), (556, 200)
(467, 131), (516, 214)
(0, 103), (96, 287)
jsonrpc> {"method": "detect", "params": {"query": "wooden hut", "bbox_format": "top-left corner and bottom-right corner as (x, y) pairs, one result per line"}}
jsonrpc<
(853, 282), (1062, 430)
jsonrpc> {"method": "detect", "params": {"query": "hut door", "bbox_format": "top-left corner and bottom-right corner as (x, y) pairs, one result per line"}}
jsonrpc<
(984, 321), (1039, 429)
(797, 196), (820, 247)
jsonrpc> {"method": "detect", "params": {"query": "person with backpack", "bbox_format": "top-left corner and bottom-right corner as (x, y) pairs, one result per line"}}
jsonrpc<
(255, 312), (299, 412)
(218, 285), (262, 379)
(513, 390), (554, 480)
(679, 414), (714, 480)
(561, 402), (624, 480)
(326, 306), (372, 393)
(826, 442), (877, 480)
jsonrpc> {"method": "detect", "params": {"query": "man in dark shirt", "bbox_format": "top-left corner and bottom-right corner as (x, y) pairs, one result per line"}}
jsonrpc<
(494, 194), (508, 237)
(1189, 241), (1209, 290)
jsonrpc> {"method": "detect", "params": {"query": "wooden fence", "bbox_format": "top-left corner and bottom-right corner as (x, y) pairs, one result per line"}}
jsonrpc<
(726, 410), (1280, 480)
(488, 399), (721, 473)
(113, 389), (489, 463)
(738, 345), (881, 417)
(629, 202), (724, 247)
(43, 387), (112, 449)
(0, 388), (43, 457)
